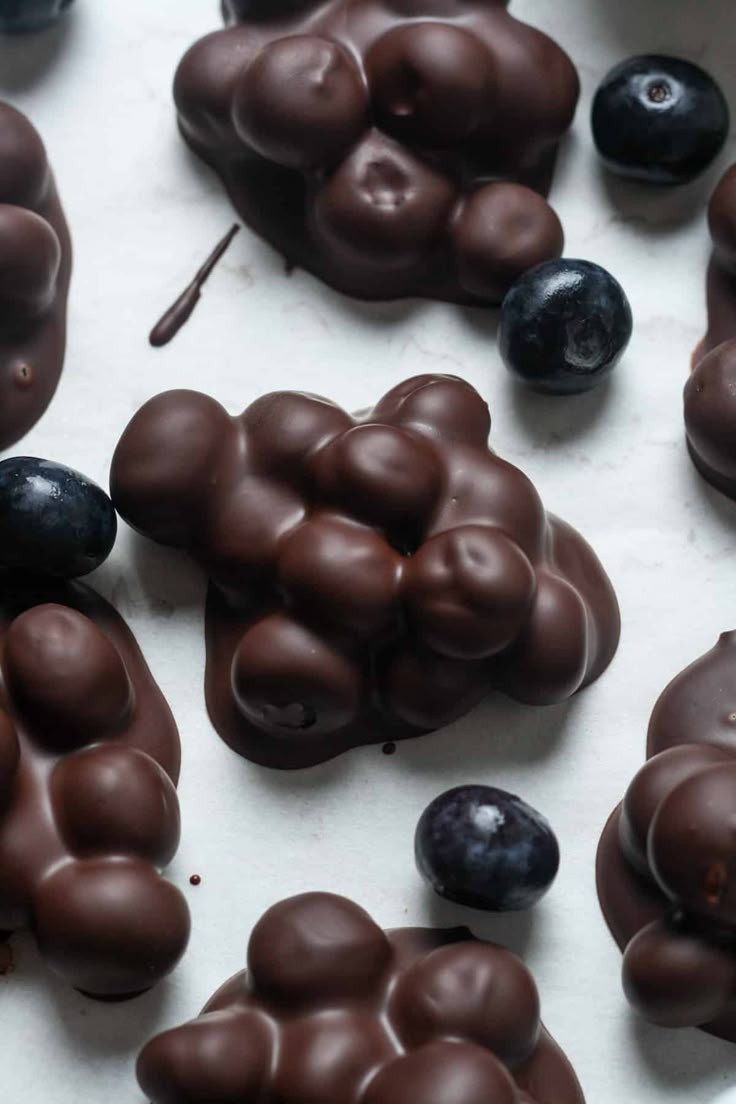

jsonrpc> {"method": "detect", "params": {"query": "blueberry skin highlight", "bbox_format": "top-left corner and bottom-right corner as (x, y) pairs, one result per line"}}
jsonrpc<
(499, 258), (633, 395)
(0, 457), (117, 578)
(0, 0), (74, 33)
(415, 784), (560, 912)
(592, 55), (729, 186)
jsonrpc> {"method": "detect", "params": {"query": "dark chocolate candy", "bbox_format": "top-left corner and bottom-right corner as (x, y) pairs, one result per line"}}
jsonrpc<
(137, 891), (585, 1104)
(685, 164), (736, 498)
(597, 632), (736, 1041)
(110, 374), (620, 769)
(0, 576), (190, 998)
(0, 102), (71, 452)
(173, 0), (578, 304)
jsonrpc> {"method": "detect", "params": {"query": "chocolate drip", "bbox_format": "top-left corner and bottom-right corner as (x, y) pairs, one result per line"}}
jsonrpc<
(149, 223), (240, 347)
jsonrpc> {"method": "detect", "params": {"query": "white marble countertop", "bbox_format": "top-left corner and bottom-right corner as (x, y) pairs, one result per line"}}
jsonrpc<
(2, 2), (736, 1101)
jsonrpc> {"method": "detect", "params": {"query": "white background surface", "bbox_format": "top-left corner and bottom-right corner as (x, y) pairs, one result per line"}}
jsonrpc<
(1, 1), (735, 1100)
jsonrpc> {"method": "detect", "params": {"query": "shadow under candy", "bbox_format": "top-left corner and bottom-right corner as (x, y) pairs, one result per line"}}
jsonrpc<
(0, 8), (78, 93)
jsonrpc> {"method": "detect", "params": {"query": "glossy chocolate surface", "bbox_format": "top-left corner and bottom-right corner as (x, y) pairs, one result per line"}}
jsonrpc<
(173, 0), (578, 303)
(110, 374), (620, 769)
(0, 577), (190, 998)
(597, 632), (736, 1041)
(138, 891), (585, 1104)
(685, 164), (736, 498)
(0, 102), (71, 452)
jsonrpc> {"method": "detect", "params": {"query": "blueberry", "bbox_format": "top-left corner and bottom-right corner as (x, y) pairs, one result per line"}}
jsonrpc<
(499, 258), (632, 395)
(592, 55), (729, 186)
(225, 0), (313, 19)
(0, 457), (117, 578)
(0, 0), (73, 33)
(415, 784), (559, 912)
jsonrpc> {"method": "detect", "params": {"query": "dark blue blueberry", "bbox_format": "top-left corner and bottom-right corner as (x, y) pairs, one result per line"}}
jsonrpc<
(415, 784), (559, 912)
(499, 258), (632, 395)
(225, 0), (314, 18)
(592, 55), (729, 186)
(0, 0), (73, 33)
(0, 457), (117, 578)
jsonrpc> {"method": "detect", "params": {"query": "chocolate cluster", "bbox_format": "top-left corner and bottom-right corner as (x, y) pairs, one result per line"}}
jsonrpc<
(110, 374), (620, 769)
(0, 579), (190, 998)
(174, 0), (578, 303)
(0, 102), (71, 451)
(597, 632), (736, 1040)
(137, 891), (585, 1104)
(685, 164), (736, 498)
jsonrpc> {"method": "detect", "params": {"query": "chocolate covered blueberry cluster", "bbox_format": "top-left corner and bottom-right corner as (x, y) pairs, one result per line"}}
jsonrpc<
(137, 891), (585, 1104)
(110, 374), (620, 769)
(0, 101), (71, 451)
(685, 164), (736, 498)
(597, 632), (736, 1040)
(616, 745), (736, 1030)
(174, 0), (579, 303)
(0, 580), (190, 998)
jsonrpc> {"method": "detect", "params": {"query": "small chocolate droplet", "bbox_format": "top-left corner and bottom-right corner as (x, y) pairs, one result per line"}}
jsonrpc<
(189, 874), (202, 886)
(382, 741), (396, 756)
